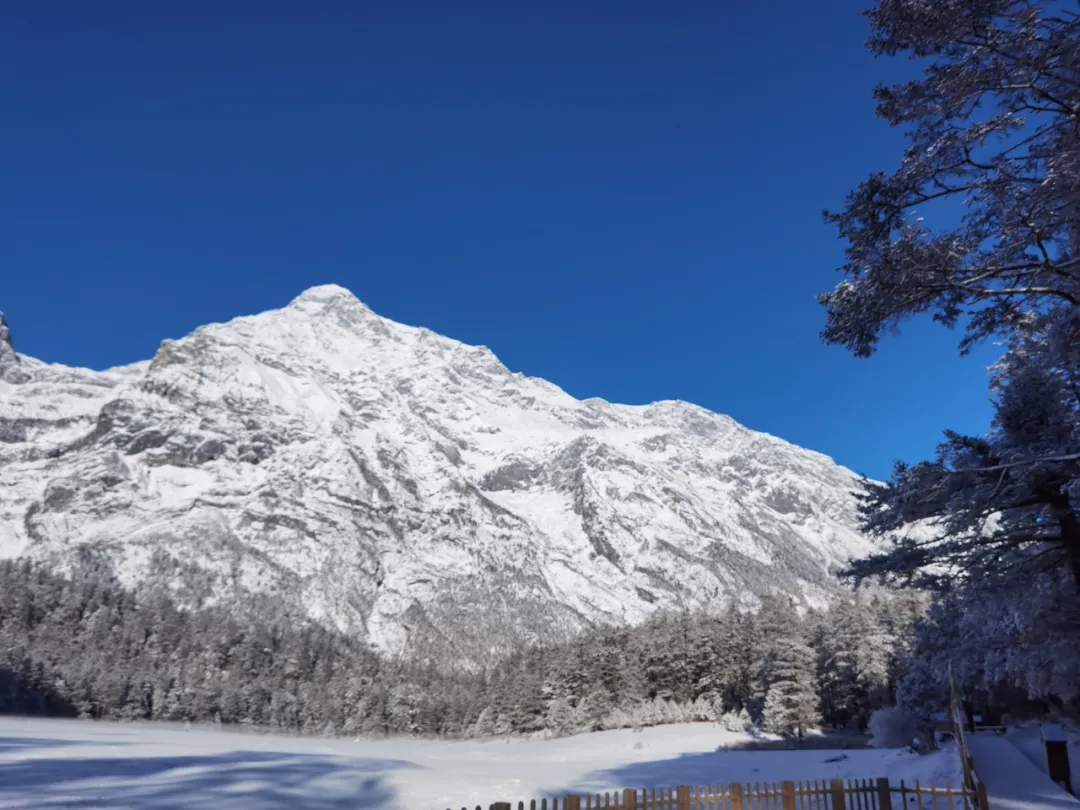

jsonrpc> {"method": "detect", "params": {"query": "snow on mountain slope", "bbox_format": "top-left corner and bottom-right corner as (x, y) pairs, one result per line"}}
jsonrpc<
(0, 287), (873, 664)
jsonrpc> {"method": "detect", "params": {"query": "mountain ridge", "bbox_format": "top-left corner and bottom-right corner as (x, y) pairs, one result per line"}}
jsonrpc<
(0, 284), (872, 665)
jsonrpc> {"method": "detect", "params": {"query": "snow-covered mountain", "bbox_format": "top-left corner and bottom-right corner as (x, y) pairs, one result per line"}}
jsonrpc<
(0, 286), (873, 664)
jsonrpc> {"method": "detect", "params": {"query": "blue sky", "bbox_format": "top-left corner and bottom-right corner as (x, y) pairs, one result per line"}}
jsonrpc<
(1, 1), (998, 479)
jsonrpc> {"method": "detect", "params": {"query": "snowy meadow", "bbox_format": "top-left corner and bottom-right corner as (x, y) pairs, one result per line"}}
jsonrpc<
(0, 717), (963, 810)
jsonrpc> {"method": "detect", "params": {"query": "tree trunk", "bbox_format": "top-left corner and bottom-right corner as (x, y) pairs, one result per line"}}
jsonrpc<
(962, 699), (976, 733)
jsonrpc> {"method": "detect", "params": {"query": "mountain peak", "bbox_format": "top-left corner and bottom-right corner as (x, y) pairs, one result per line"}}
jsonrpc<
(288, 284), (364, 307)
(279, 284), (382, 334)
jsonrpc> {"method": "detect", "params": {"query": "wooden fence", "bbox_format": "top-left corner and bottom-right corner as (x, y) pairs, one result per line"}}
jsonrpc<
(446, 671), (994, 810)
(948, 667), (990, 810)
(446, 778), (985, 810)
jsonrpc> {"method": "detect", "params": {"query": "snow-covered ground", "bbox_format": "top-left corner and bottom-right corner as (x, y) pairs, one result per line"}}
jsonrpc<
(967, 732), (1080, 810)
(1006, 723), (1080, 787)
(0, 717), (963, 810)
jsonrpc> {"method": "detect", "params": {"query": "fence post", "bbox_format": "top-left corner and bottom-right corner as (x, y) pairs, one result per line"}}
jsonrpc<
(781, 782), (796, 810)
(830, 780), (846, 810)
(676, 786), (691, 810)
(874, 779), (891, 810)
(624, 790), (637, 810)
(566, 797), (581, 810)
(730, 783), (744, 810)
(494, 804), (511, 810)
(975, 783), (988, 810)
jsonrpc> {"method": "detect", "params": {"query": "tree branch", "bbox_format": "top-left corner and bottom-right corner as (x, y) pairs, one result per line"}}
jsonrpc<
(949, 453), (1080, 474)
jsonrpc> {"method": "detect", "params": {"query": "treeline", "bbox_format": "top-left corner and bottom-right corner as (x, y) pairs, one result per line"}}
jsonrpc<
(0, 559), (481, 736)
(0, 558), (924, 739)
(475, 589), (925, 739)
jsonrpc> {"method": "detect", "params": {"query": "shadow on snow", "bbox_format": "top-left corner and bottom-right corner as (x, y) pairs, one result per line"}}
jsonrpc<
(0, 748), (417, 810)
(546, 746), (885, 797)
(0, 735), (121, 752)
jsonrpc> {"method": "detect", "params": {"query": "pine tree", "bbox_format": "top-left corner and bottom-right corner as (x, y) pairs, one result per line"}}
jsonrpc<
(750, 597), (801, 698)
(578, 687), (615, 731)
(469, 706), (496, 738)
(761, 636), (820, 739)
(814, 604), (857, 730)
(545, 696), (579, 736)
(819, 0), (1080, 593)
(854, 599), (893, 721)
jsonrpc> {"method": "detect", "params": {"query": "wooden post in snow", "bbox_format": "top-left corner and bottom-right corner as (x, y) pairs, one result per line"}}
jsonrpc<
(830, 780), (846, 810)
(875, 779), (892, 810)
(1044, 724), (1073, 795)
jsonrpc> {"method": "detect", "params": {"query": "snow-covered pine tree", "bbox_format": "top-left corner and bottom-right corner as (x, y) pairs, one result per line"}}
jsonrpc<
(690, 691), (721, 722)
(871, 590), (926, 696)
(854, 598), (893, 719)
(720, 609), (755, 712)
(762, 635), (820, 739)
(751, 597), (797, 681)
(578, 687), (615, 731)
(897, 570), (1080, 707)
(849, 314), (1080, 593)
(814, 600), (860, 729)
(819, 0), (1080, 594)
(469, 706), (496, 738)
(719, 707), (753, 733)
(544, 696), (579, 736)
(750, 596), (820, 736)
(823, 594), (892, 728)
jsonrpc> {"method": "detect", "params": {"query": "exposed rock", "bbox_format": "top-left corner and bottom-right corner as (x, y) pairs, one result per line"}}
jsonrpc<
(0, 311), (32, 384)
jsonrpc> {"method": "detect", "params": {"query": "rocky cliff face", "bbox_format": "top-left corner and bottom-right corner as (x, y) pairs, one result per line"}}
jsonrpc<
(0, 311), (31, 385)
(0, 285), (872, 664)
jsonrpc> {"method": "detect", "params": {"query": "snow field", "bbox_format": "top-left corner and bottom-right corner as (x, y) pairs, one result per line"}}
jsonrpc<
(0, 718), (963, 810)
